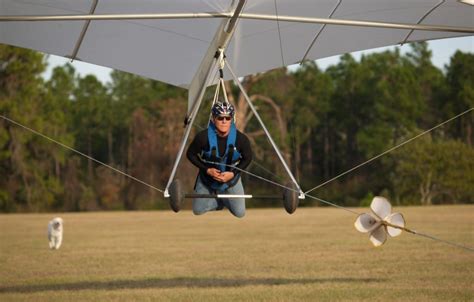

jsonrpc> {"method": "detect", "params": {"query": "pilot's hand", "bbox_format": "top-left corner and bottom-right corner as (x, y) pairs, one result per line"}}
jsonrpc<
(218, 171), (235, 183)
(207, 168), (222, 181)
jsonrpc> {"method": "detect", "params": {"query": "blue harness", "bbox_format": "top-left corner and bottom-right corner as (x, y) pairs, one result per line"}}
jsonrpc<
(199, 122), (241, 192)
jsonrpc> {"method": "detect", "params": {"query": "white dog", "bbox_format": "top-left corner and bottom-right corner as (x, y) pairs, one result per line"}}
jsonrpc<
(48, 217), (63, 250)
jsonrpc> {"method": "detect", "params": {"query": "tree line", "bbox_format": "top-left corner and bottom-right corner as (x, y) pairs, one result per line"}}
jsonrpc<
(0, 42), (472, 212)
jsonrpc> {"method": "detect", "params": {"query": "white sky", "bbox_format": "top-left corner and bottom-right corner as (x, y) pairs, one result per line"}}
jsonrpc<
(44, 36), (473, 84)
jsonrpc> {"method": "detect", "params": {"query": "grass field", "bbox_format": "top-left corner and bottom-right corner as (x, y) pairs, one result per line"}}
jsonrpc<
(0, 205), (473, 301)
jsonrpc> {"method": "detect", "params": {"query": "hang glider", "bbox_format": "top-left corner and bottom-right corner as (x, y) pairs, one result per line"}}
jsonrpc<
(1, 0), (473, 251)
(2, 0), (472, 189)
(1, 0), (473, 199)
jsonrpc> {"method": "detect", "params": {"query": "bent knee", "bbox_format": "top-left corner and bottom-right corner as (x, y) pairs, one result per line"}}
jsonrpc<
(193, 208), (207, 215)
(230, 209), (245, 218)
(192, 199), (207, 215)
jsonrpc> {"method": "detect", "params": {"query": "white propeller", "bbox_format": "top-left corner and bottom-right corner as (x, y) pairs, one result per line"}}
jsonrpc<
(354, 197), (406, 247)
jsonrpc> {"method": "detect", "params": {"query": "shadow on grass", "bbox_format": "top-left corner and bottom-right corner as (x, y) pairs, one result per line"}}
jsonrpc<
(0, 277), (384, 293)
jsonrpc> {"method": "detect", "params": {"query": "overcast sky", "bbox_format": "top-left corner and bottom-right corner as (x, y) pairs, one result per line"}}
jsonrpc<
(44, 36), (473, 85)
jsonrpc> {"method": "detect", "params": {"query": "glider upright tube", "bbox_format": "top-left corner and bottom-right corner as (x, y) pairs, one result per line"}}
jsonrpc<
(226, 62), (305, 200)
(163, 69), (212, 197)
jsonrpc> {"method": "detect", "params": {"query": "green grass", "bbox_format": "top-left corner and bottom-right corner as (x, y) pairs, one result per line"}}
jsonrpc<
(0, 206), (473, 301)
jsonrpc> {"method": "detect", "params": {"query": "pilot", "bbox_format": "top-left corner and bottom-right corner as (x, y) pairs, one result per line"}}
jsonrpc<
(186, 101), (252, 218)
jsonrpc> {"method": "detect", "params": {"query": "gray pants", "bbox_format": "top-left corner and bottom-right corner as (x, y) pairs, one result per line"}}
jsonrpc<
(193, 176), (245, 218)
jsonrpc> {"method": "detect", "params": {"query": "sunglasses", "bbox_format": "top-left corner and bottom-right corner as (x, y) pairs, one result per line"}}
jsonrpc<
(216, 116), (232, 121)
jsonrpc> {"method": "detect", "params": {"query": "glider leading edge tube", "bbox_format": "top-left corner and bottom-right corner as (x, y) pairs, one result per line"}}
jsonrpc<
(0, 13), (473, 34)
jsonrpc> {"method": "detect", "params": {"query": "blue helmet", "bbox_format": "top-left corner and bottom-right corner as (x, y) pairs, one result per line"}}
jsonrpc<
(211, 101), (235, 117)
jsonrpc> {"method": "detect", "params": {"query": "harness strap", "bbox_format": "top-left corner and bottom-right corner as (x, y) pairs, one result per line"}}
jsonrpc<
(226, 144), (235, 170)
(202, 122), (241, 191)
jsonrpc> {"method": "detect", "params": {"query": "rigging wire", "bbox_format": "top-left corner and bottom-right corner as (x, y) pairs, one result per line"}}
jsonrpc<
(381, 220), (474, 252)
(404, 229), (474, 252)
(197, 119), (284, 181)
(305, 107), (474, 194)
(2, 110), (472, 252)
(201, 158), (362, 215)
(0, 114), (164, 193)
(248, 159), (286, 183)
(273, 0), (285, 67)
(201, 158), (474, 252)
